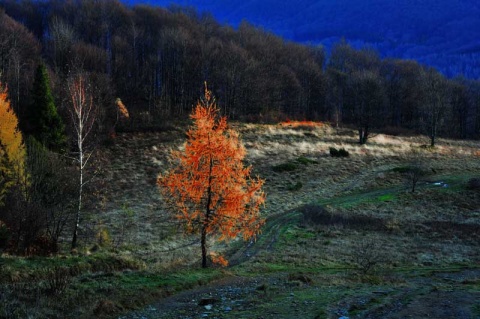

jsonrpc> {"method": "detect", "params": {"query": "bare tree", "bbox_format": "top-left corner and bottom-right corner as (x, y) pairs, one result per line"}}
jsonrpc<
(419, 68), (450, 147)
(347, 70), (387, 144)
(67, 73), (97, 250)
(401, 150), (431, 193)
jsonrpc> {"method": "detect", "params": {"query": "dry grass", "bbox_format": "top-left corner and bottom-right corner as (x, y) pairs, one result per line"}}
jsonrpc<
(2, 123), (479, 318)
(87, 124), (480, 270)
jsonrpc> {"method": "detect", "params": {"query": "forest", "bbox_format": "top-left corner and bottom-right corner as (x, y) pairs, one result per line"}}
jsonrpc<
(0, 1), (480, 318)
(149, 0), (480, 79)
(0, 0), (479, 140)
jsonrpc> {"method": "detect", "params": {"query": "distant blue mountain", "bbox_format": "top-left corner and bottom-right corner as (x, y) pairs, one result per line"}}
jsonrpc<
(125, 0), (480, 78)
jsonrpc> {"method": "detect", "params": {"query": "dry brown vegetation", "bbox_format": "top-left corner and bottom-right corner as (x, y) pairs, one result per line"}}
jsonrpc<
(2, 123), (478, 318)
(93, 123), (480, 270)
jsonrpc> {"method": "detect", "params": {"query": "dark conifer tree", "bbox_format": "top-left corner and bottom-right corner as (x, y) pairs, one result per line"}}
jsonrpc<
(26, 63), (66, 152)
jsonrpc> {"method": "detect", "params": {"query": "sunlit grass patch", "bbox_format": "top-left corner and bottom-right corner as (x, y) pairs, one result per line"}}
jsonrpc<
(279, 120), (326, 129)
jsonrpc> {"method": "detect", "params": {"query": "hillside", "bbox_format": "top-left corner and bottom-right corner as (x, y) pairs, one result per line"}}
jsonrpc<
(138, 0), (480, 78)
(2, 122), (480, 318)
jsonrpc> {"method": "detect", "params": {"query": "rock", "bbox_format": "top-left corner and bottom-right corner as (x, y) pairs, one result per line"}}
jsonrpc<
(198, 298), (218, 306)
(204, 305), (212, 310)
(224, 306), (232, 312)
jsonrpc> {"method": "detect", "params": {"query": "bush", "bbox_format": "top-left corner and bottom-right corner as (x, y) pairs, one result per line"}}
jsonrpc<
(0, 220), (9, 249)
(287, 181), (303, 191)
(391, 166), (412, 173)
(296, 156), (318, 165)
(329, 147), (349, 157)
(272, 162), (298, 172)
(44, 266), (71, 295)
(351, 238), (387, 276)
(467, 178), (480, 190)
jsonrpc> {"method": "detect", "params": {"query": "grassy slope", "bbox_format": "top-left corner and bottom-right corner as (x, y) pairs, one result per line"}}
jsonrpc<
(1, 124), (479, 318)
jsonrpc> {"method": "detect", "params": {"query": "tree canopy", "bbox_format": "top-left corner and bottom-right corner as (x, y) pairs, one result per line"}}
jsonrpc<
(159, 85), (266, 267)
(0, 83), (26, 205)
(26, 63), (66, 152)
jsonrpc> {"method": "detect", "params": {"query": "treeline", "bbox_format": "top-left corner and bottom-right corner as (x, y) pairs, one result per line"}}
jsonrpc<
(0, 0), (479, 140)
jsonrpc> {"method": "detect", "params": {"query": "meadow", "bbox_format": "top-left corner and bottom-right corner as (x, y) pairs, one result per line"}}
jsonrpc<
(1, 122), (479, 318)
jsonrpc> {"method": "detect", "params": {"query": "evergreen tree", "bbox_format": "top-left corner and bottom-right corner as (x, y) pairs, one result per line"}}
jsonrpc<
(26, 63), (66, 152)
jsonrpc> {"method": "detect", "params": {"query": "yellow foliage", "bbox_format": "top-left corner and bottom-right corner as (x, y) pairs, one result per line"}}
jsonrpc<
(0, 83), (26, 204)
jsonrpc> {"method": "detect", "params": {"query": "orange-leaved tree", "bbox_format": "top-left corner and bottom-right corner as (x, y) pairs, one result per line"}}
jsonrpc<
(0, 82), (26, 205)
(158, 84), (266, 268)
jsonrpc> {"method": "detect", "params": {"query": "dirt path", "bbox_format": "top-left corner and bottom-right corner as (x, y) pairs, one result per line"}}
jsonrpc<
(120, 268), (480, 319)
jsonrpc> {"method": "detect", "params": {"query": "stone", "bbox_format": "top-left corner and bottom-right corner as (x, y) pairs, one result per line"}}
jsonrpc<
(198, 298), (218, 306)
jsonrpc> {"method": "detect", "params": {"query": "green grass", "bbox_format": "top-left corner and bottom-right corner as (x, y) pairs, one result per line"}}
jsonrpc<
(377, 194), (395, 202)
(282, 227), (316, 241)
(314, 187), (402, 208)
(78, 268), (222, 292)
(296, 156), (318, 165)
(472, 304), (480, 316)
(0, 253), (144, 283)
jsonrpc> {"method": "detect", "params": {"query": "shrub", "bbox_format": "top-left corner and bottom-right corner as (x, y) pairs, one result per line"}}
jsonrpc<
(96, 227), (112, 247)
(299, 204), (330, 225)
(287, 273), (312, 284)
(467, 178), (480, 190)
(44, 266), (70, 295)
(0, 220), (9, 249)
(287, 181), (303, 191)
(351, 238), (387, 276)
(329, 147), (349, 157)
(391, 166), (412, 173)
(296, 156), (318, 165)
(272, 162), (298, 172)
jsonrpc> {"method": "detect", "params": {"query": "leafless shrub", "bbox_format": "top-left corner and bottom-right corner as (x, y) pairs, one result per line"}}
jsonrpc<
(351, 238), (388, 276)
(299, 205), (386, 231)
(397, 149), (432, 192)
(44, 266), (71, 295)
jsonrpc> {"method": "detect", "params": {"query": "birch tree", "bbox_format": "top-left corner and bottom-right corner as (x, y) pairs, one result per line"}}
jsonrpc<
(68, 74), (97, 250)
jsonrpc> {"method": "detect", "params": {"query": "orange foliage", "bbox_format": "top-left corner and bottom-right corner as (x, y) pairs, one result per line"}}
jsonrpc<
(0, 83), (26, 204)
(115, 98), (129, 119)
(279, 120), (324, 128)
(158, 84), (265, 267)
(209, 252), (229, 267)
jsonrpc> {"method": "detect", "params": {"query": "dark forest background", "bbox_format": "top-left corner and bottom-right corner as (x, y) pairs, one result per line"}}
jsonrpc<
(144, 0), (480, 79)
(1, 0), (479, 139)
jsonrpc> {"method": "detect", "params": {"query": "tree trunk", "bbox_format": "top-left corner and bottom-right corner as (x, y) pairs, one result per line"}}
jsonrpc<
(359, 127), (369, 144)
(201, 152), (214, 268)
(430, 135), (435, 147)
(201, 226), (207, 268)
(72, 129), (83, 251)
(71, 161), (82, 250)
